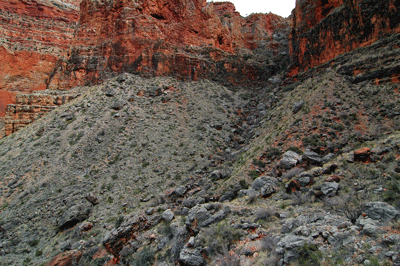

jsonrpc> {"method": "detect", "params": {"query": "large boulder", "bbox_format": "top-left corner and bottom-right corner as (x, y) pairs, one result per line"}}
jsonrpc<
(363, 202), (400, 222)
(279, 151), (302, 170)
(179, 247), (205, 266)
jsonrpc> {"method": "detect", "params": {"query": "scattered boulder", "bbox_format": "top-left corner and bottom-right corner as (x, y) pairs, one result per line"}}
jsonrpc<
(103, 216), (149, 258)
(58, 203), (92, 231)
(252, 176), (276, 191)
(209, 169), (229, 181)
(260, 184), (277, 198)
(354, 147), (371, 162)
(302, 151), (323, 165)
(297, 174), (312, 187)
(162, 209), (175, 222)
(321, 182), (339, 197)
(173, 186), (187, 197)
(179, 247), (205, 266)
(78, 222), (93, 233)
(111, 99), (125, 110)
(85, 193), (99, 205)
(363, 202), (400, 222)
(292, 101), (304, 114)
(279, 151), (302, 170)
(361, 223), (380, 237)
(286, 180), (301, 193)
(325, 175), (341, 182)
(105, 88), (115, 97)
(186, 203), (230, 233)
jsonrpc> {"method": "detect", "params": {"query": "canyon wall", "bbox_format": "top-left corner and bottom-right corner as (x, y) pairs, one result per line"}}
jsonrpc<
(4, 91), (78, 136)
(46, 0), (290, 89)
(0, 0), (79, 114)
(288, 0), (400, 76)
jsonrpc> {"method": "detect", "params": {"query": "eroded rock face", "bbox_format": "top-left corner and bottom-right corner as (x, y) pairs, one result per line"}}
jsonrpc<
(47, 0), (290, 89)
(4, 91), (78, 136)
(45, 250), (82, 266)
(288, 0), (400, 76)
(0, 0), (79, 113)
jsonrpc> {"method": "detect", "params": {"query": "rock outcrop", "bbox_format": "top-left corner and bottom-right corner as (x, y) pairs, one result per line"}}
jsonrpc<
(46, 0), (290, 89)
(288, 0), (400, 76)
(4, 91), (78, 136)
(0, 0), (79, 112)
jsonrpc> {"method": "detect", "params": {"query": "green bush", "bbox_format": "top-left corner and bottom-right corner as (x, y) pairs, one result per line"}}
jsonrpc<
(130, 247), (155, 266)
(264, 147), (282, 159)
(248, 170), (259, 180)
(239, 180), (249, 189)
(198, 222), (243, 256)
(115, 216), (124, 228)
(287, 146), (303, 155)
(297, 242), (322, 266)
(157, 221), (174, 239)
(252, 158), (266, 168)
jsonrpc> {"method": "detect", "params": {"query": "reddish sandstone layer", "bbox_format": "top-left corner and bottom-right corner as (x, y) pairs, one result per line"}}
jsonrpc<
(4, 90), (78, 136)
(47, 0), (290, 89)
(0, 0), (79, 113)
(288, 0), (400, 76)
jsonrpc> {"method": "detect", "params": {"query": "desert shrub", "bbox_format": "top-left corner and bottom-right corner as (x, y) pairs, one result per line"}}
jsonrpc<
(157, 221), (174, 239)
(383, 180), (400, 208)
(325, 194), (364, 224)
(198, 222), (243, 257)
(291, 191), (310, 206)
(297, 242), (322, 266)
(264, 147), (282, 160)
(248, 170), (259, 180)
(252, 158), (266, 168)
(239, 179), (249, 189)
(23, 258), (32, 266)
(255, 208), (276, 223)
(302, 134), (323, 147)
(287, 146), (303, 155)
(89, 258), (109, 266)
(28, 239), (39, 247)
(282, 167), (305, 180)
(212, 252), (240, 266)
(115, 216), (124, 228)
(130, 247), (155, 266)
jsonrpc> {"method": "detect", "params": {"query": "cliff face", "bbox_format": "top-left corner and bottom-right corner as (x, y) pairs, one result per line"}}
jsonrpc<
(47, 0), (290, 89)
(0, 0), (79, 114)
(4, 91), (78, 136)
(289, 0), (400, 76)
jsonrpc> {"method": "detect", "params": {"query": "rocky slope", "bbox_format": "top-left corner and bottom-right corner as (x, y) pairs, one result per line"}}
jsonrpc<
(4, 90), (79, 136)
(0, 31), (399, 265)
(0, 0), (400, 265)
(0, 0), (79, 114)
(46, 0), (290, 89)
(288, 0), (400, 76)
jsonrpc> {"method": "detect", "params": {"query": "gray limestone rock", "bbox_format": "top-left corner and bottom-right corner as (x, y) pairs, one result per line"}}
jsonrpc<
(162, 209), (174, 222)
(179, 247), (205, 266)
(321, 182), (339, 197)
(363, 201), (400, 222)
(279, 151), (302, 170)
(302, 151), (323, 165)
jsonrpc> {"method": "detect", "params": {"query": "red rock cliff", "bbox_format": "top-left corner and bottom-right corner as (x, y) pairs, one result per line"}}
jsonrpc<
(0, 0), (79, 115)
(47, 0), (290, 89)
(289, 0), (400, 76)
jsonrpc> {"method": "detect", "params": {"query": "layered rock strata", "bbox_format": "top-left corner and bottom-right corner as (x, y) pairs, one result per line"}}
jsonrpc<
(46, 0), (290, 89)
(4, 91), (78, 136)
(288, 0), (400, 76)
(0, 0), (79, 112)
